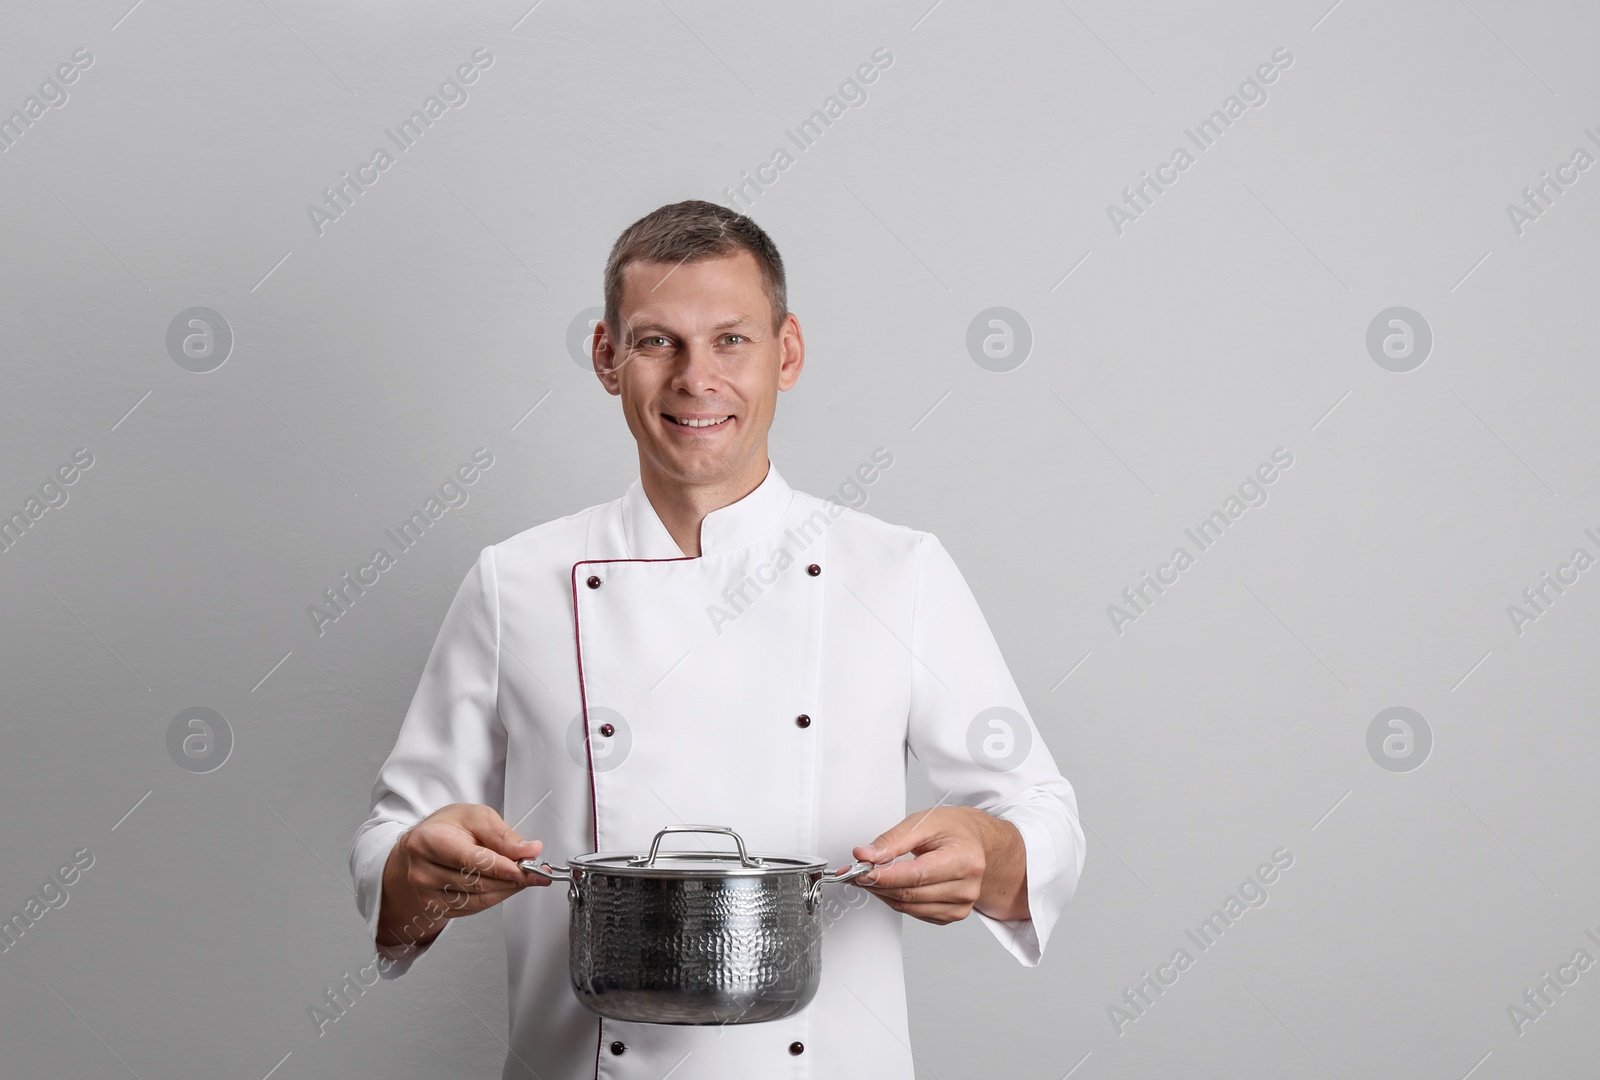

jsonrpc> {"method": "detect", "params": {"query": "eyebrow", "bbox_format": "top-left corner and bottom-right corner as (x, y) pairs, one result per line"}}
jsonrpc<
(628, 317), (757, 337)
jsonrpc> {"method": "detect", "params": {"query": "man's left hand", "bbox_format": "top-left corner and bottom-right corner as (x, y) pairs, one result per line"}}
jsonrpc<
(851, 806), (1029, 925)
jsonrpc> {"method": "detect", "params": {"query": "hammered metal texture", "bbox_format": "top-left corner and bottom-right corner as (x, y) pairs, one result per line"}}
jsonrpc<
(568, 871), (822, 1025)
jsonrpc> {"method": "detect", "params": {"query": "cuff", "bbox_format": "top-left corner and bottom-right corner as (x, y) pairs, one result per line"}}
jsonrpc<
(974, 810), (1060, 968)
(350, 819), (447, 980)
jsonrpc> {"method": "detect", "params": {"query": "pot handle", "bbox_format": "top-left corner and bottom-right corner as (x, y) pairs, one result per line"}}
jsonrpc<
(520, 860), (582, 906)
(630, 824), (766, 869)
(820, 860), (877, 887)
(519, 859), (572, 883)
(807, 859), (878, 910)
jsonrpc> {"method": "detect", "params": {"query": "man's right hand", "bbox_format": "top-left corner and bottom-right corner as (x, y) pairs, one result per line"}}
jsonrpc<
(376, 803), (547, 950)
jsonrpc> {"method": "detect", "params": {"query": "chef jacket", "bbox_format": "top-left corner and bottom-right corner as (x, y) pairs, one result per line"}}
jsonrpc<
(349, 461), (1085, 1079)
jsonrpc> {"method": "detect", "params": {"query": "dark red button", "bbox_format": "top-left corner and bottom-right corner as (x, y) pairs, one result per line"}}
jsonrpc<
(599, 723), (615, 737)
(789, 1040), (805, 1055)
(586, 575), (602, 589)
(795, 714), (811, 728)
(610, 1040), (626, 1055)
(806, 564), (821, 576)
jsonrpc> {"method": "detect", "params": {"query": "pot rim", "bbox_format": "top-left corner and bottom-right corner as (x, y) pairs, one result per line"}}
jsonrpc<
(522, 825), (877, 887)
(568, 849), (831, 879)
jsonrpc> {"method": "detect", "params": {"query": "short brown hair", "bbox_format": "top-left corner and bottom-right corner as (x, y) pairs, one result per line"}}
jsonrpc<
(603, 199), (788, 339)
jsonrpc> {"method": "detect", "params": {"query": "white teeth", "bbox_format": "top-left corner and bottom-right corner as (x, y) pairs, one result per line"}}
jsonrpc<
(671, 416), (730, 428)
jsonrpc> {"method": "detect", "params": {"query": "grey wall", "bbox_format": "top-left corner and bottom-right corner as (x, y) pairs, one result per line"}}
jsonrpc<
(3, 1), (1597, 1077)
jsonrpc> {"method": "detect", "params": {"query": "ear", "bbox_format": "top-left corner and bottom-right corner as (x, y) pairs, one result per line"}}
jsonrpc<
(776, 312), (805, 391)
(593, 319), (622, 396)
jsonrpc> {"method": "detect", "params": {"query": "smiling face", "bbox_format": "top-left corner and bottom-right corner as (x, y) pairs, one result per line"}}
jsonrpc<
(593, 249), (804, 497)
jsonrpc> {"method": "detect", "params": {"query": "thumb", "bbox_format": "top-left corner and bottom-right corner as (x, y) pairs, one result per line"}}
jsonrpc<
(497, 827), (544, 862)
(466, 808), (540, 866)
(499, 822), (535, 851)
(855, 819), (913, 863)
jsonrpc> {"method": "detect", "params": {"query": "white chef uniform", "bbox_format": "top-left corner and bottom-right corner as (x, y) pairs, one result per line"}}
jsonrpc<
(349, 461), (1085, 1079)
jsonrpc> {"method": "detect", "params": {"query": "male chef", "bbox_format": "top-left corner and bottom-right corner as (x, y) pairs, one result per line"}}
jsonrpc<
(349, 199), (1086, 1078)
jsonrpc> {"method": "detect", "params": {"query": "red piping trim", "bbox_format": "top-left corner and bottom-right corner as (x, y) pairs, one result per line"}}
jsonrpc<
(569, 556), (695, 849)
(570, 555), (694, 1080)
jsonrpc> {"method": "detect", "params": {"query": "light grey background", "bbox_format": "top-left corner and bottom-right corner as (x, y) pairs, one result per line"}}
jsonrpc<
(2, 0), (1597, 1077)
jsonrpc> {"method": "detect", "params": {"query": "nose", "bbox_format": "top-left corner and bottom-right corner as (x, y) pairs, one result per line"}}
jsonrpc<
(670, 337), (722, 395)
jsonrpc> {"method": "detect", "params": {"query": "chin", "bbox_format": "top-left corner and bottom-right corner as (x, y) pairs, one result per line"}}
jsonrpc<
(668, 450), (744, 481)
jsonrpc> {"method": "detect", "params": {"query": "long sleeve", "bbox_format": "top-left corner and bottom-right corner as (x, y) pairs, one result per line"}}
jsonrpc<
(905, 532), (1086, 966)
(347, 543), (505, 978)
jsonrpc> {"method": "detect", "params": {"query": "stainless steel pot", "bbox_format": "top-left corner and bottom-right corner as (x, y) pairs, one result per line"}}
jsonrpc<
(521, 824), (874, 1025)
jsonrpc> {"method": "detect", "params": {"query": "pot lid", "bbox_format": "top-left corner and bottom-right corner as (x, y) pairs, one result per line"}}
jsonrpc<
(569, 825), (831, 878)
(571, 850), (829, 877)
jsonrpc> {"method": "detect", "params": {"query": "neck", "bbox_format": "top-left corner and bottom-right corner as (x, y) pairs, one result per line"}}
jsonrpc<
(639, 453), (770, 558)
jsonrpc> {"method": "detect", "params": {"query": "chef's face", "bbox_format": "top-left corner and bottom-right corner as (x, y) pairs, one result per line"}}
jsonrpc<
(594, 250), (804, 490)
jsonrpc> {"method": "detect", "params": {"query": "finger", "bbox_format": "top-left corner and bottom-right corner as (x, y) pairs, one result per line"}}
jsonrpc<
(854, 806), (959, 868)
(466, 806), (544, 865)
(439, 883), (526, 915)
(866, 889), (966, 922)
(463, 845), (536, 886)
(861, 862), (976, 898)
(863, 878), (978, 906)
(414, 826), (530, 886)
(443, 866), (530, 895)
(440, 873), (531, 900)
(852, 813), (924, 866)
(456, 811), (543, 883)
(407, 859), (500, 897)
(859, 846), (972, 890)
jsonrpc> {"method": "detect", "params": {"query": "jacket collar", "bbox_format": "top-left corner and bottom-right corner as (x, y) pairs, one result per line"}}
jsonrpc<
(621, 460), (794, 559)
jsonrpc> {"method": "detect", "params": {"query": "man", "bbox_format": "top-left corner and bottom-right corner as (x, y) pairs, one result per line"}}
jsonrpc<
(349, 200), (1086, 1077)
